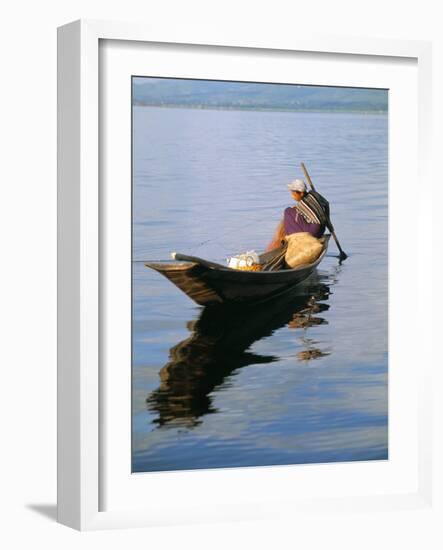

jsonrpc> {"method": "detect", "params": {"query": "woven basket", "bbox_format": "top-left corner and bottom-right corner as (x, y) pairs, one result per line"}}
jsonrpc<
(284, 232), (323, 268)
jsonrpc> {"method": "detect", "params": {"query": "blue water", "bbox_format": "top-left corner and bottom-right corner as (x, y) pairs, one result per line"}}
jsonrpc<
(132, 105), (388, 472)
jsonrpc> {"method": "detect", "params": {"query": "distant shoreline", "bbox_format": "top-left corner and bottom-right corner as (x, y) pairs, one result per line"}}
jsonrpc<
(133, 102), (388, 115)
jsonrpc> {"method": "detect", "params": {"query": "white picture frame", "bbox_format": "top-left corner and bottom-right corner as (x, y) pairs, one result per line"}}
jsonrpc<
(57, 19), (435, 531)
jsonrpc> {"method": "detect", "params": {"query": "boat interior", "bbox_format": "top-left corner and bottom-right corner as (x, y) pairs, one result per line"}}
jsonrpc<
(245, 234), (329, 272)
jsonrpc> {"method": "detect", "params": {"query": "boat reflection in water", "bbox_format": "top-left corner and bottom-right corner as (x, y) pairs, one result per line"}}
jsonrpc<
(147, 272), (333, 428)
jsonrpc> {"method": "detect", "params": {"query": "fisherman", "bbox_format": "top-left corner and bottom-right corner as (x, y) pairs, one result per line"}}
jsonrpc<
(266, 178), (328, 251)
(284, 179), (326, 238)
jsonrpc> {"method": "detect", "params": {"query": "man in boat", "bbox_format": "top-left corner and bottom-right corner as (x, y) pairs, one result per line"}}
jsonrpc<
(284, 179), (326, 237)
(266, 179), (328, 251)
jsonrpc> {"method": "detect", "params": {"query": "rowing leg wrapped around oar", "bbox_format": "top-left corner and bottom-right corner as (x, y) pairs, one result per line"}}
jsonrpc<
(300, 162), (348, 261)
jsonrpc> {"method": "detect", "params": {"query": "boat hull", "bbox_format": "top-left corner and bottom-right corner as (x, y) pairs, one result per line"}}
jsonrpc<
(146, 235), (330, 306)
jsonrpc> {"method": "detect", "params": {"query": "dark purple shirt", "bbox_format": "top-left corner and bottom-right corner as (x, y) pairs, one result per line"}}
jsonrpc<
(283, 207), (325, 238)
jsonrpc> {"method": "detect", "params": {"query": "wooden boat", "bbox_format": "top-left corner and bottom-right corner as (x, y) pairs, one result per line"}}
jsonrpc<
(145, 234), (331, 306)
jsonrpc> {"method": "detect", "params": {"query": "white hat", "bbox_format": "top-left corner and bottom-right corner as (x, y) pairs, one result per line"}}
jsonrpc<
(287, 178), (306, 192)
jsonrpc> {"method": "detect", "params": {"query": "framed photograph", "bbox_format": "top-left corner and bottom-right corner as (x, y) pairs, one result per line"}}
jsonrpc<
(58, 20), (434, 530)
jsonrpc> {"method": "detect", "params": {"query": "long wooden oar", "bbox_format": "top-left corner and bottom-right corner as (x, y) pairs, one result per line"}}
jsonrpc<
(300, 162), (348, 261)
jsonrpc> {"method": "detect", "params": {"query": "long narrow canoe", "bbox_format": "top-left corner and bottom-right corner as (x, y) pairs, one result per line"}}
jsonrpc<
(145, 234), (330, 306)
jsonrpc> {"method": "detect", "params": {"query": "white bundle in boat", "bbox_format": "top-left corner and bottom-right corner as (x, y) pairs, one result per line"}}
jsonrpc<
(284, 232), (323, 268)
(227, 250), (261, 270)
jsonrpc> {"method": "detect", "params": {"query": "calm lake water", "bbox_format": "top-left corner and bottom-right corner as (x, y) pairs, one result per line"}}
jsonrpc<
(132, 105), (388, 472)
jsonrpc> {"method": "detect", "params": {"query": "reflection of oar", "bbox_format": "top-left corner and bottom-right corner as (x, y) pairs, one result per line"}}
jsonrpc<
(301, 163), (348, 261)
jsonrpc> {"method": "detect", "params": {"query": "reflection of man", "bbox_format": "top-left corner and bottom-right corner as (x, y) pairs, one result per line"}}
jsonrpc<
(284, 179), (325, 238)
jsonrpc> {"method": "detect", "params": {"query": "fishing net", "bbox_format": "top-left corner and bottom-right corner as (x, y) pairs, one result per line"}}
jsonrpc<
(235, 264), (262, 271)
